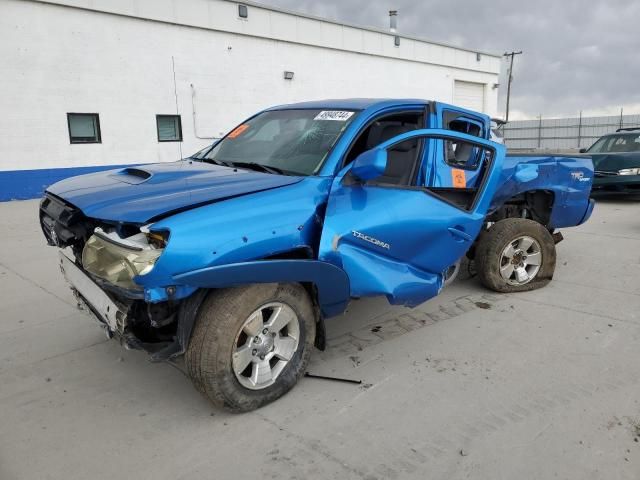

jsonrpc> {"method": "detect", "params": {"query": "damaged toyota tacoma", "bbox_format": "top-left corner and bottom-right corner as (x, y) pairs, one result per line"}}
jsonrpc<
(40, 99), (594, 411)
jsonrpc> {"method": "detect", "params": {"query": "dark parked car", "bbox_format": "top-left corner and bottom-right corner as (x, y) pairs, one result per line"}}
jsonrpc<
(582, 128), (640, 195)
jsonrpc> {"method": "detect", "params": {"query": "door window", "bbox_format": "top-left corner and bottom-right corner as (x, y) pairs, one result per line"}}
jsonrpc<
(371, 135), (421, 186)
(342, 111), (424, 185)
(443, 110), (485, 138)
(426, 138), (493, 211)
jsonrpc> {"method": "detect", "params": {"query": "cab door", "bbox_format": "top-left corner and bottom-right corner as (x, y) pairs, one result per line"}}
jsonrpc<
(318, 129), (505, 307)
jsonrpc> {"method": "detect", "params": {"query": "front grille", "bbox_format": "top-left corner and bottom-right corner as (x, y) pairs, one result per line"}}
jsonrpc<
(594, 170), (619, 178)
(39, 193), (92, 248)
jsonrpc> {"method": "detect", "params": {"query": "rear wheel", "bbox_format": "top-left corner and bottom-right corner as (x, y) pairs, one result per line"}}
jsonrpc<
(186, 283), (315, 412)
(476, 218), (556, 293)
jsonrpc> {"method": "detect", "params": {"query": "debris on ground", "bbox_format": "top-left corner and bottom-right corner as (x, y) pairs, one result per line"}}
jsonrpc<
(474, 302), (492, 309)
(304, 372), (362, 385)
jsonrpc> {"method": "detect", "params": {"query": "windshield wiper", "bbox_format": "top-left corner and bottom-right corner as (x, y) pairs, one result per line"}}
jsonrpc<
(197, 158), (233, 167)
(196, 158), (293, 175)
(226, 161), (288, 175)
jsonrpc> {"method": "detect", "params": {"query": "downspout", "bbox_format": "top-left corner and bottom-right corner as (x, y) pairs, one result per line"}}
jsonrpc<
(190, 83), (218, 140)
(172, 56), (183, 159)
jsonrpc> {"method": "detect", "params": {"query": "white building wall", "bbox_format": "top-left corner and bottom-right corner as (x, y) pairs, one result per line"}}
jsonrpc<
(0, 0), (501, 173)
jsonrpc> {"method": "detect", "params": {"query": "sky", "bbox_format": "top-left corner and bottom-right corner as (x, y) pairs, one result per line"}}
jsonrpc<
(256, 0), (640, 120)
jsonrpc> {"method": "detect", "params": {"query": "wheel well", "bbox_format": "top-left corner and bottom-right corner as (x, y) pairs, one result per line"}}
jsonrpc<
(486, 190), (555, 227)
(299, 282), (326, 350)
(262, 250), (326, 349)
(467, 190), (555, 261)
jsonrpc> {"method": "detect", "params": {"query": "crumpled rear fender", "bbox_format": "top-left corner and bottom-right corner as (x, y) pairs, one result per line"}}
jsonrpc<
(173, 259), (351, 319)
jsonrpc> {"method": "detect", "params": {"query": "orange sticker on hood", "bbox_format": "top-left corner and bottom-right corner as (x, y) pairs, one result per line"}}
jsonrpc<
(451, 168), (466, 188)
(228, 124), (249, 138)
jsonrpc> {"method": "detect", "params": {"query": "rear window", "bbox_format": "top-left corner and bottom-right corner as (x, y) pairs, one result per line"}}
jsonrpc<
(588, 133), (640, 153)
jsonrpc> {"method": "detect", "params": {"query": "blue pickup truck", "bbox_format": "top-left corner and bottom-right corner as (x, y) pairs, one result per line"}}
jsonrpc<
(39, 99), (594, 411)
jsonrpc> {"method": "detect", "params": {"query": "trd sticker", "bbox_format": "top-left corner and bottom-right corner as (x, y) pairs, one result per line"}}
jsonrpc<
(227, 124), (250, 138)
(314, 111), (355, 121)
(571, 171), (590, 182)
(352, 230), (390, 250)
(451, 168), (466, 188)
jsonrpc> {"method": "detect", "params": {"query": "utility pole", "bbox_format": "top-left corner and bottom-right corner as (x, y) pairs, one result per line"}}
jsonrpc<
(619, 107), (624, 130)
(503, 50), (523, 123)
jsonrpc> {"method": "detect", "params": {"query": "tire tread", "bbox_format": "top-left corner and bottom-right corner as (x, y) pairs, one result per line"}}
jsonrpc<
(476, 218), (556, 293)
(185, 283), (315, 412)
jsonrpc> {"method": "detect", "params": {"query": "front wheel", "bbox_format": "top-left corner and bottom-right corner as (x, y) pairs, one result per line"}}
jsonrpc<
(443, 259), (461, 287)
(186, 283), (316, 412)
(475, 218), (556, 293)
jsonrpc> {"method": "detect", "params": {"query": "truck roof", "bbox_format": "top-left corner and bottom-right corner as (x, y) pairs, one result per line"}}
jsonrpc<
(267, 98), (490, 122)
(267, 98), (429, 111)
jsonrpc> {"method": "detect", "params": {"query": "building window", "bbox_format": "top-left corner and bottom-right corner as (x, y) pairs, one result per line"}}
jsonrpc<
(238, 4), (248, 18)
(156, 115), (182, 142)
(67, 113), (101, 144)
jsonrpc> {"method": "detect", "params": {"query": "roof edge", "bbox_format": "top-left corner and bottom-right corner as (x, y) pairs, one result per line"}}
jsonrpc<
(232, 0), (502, 59)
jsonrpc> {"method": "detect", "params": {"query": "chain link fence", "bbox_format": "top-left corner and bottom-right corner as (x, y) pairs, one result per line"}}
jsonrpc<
(502, 113), (640, 152)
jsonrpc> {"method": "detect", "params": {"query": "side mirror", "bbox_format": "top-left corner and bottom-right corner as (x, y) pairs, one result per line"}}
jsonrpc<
(351, 149), (387, 181)
(579, 148), (587, 153)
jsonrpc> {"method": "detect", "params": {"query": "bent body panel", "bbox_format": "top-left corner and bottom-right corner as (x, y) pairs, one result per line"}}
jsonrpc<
(493, 154), (594, 228)
(174, 259), (351, 318)
(319, 129), (506, 306)
(47, 161), (303, 223)
(134, 177), (332, 303)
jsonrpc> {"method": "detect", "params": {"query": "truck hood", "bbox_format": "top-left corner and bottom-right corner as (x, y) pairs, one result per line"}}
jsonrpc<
(591, 153), (640, 172)
(46, 161), (303, 223)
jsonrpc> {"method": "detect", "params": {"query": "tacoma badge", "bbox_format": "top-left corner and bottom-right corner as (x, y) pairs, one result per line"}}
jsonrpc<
(352, 230), (391, 250)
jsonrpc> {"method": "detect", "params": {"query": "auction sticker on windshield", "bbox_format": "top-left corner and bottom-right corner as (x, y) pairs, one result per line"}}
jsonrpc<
(228, 124), (250, 138)
(314, 111), (355, 121)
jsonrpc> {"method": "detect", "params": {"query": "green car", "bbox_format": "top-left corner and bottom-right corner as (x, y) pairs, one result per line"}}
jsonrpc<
(582, 128), (640, 195)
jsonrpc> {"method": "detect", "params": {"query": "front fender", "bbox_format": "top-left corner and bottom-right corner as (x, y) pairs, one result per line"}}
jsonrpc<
(174, 259), (351, 318)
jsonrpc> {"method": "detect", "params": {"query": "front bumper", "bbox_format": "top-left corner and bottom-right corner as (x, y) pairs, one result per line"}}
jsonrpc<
(592, 175), (640, 195)
(59, 250), (128, 335)
(58, 250), (192, 358)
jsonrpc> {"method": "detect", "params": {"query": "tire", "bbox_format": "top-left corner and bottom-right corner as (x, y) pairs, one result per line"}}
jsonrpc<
(476, 218), (556, 293)
(443, 259), (461, 287)
(186, 283), (316, 412)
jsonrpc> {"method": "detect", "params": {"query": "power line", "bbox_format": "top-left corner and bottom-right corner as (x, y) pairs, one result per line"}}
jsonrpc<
(503, 50), (523, 123)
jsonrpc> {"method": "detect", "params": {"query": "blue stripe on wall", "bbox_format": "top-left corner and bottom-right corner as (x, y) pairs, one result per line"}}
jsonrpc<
(0, 164), (136, 201)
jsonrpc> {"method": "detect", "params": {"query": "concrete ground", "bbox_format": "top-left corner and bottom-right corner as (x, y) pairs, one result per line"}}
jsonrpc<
(1, 198), (639, 480)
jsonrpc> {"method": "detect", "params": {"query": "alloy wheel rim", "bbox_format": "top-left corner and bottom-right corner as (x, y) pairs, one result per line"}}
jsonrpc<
(499, 235), (542, 286)
(232, 302), (300, 390)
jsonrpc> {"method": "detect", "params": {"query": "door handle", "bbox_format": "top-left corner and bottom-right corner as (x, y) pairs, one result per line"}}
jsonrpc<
(448, 227), (472, 242)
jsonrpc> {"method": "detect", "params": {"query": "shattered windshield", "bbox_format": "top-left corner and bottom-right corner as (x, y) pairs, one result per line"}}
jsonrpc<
(588, 133), (640, 153)
(203, 109), (358, 175)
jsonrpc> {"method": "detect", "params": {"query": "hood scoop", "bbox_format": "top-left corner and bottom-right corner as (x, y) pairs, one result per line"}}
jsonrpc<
(110, 167), (153, 184)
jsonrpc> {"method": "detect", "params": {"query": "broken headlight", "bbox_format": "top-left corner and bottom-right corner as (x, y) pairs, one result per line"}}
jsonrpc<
(82, 227), (168, 289)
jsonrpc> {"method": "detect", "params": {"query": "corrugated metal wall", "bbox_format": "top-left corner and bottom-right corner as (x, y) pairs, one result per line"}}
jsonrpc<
(503, 114), (640, 151)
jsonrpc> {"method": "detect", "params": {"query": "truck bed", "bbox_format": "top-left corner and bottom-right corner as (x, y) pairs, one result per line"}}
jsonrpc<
(491, 153), (594, 228)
